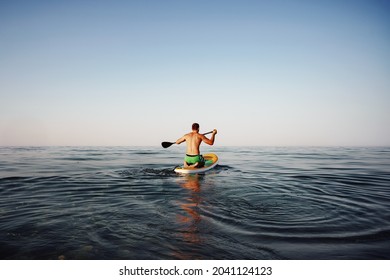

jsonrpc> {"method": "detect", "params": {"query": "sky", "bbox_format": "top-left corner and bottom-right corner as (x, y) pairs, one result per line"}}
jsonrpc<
(0, 0), (389, 146)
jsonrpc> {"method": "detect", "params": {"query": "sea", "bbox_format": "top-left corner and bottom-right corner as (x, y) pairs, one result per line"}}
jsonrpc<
(0, 146), (389, 260)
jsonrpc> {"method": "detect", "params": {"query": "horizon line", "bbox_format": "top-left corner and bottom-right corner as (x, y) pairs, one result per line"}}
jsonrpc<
(1, 145), (389, 148)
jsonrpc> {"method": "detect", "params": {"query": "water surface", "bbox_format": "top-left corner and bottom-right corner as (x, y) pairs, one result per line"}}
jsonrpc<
(0, 146), (389, 259)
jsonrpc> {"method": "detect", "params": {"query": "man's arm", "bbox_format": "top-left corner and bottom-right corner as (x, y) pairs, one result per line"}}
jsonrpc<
(201, 129), (217, 145)
(176, 135), (186, 145)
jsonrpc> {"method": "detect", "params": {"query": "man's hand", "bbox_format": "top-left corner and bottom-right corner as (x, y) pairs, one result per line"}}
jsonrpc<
(213, 129), (218, 135)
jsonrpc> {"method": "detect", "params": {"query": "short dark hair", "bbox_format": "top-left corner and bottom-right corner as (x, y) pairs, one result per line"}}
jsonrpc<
(192, 123), (199, 130)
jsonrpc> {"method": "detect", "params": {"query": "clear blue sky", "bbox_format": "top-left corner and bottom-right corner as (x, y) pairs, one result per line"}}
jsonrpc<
(1, 0), (389, 146)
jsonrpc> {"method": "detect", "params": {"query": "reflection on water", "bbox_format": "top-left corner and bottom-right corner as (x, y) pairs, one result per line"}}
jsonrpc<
(174, 174), (203, 259)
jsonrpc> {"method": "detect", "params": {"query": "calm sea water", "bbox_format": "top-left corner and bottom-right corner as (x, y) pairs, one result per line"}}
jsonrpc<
(0, 146), (389, 260)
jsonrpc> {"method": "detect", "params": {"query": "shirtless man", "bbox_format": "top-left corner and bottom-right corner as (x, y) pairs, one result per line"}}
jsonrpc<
(175, 123), (217, 168)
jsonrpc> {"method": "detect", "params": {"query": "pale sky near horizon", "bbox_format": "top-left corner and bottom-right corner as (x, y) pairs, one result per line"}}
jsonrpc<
(1, 0), (389, 146)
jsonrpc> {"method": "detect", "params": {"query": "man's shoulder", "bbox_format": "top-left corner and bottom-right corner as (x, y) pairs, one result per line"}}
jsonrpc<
(185, 132), (202, 138)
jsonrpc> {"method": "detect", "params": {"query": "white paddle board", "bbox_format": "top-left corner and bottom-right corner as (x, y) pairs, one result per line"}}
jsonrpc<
(174, 153), (218, 174)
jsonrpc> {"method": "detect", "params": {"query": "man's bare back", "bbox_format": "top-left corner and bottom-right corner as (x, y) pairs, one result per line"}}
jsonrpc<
(182, 132), (206, 155)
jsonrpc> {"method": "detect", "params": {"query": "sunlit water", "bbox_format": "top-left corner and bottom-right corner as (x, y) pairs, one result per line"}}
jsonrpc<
(0, 146), (389, 259)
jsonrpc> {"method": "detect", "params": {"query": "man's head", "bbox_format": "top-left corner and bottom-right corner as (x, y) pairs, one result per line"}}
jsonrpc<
(192, 123), (199, 132)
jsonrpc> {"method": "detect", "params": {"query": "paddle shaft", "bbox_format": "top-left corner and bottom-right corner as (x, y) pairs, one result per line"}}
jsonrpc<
(162, 131), (214, 148)
(202, 131), (213, 136)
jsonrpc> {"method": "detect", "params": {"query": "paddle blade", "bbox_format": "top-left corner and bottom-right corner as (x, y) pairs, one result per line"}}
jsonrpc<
(161, 142), (174, 148)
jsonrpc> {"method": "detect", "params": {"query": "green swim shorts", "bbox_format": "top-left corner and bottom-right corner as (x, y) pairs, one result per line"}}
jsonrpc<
(185, 154), (205, 167)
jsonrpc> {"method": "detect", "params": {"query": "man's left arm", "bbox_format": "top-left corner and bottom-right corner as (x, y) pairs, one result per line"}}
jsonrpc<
(176, 135), (186, 145)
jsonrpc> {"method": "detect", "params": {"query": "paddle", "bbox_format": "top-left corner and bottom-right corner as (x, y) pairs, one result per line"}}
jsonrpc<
(161, 131), (213, 148)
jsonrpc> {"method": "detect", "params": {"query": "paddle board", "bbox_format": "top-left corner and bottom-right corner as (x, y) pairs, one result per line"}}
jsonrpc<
(174, 153), (218, 174)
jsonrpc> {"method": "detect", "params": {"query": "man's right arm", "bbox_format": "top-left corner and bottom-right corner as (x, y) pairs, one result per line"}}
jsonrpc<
(202, 129), (217, 145)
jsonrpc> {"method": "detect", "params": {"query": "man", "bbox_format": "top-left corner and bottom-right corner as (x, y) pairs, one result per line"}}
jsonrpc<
(175, 123), (217, 168)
